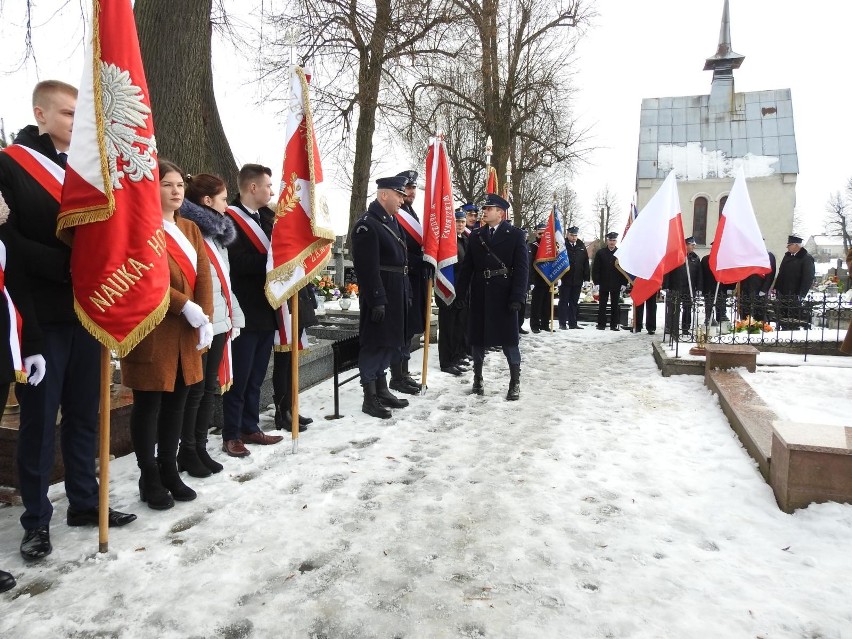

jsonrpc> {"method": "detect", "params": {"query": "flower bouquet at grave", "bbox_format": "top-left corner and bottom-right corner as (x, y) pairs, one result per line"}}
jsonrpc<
(313, 275), (340, 300)
(342, 282), (359, 299)
(734, 316), (773, 334)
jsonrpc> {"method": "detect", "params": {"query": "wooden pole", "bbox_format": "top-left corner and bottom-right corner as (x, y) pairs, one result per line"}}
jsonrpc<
(290, 294), (300, 453)
(421, 279), (434, 394)
(98, 345), (111, 553)
(549, 286), (555, 332)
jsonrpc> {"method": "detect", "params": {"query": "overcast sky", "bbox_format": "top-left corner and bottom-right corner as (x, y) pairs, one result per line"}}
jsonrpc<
(1, 1), (849, 238)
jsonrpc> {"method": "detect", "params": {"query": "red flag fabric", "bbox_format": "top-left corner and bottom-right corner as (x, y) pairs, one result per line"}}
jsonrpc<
(486, 166), (498, 194)
(56, 0), (169, 356)
(423, 134), (458, 304)
(708, 166), (771, 284)
(616, 172), (686, 306)
(266, 66), (335, 312)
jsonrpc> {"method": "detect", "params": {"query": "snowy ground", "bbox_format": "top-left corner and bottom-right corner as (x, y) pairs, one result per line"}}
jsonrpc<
(744, 367), (852, 427)
(2, 323), (852, 638)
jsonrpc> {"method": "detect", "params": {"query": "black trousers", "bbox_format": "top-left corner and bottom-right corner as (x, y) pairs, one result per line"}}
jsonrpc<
(437, 302), (466, 368)
(558, 283), (583, 327)
(223, 329), (273, 441)
(359, 345), (397, 385)
(182, 331), (226, 448)
(634, 296), (657, 332)
(597, 288), (620, 328)
(273, 349), (306, 412)
(530, 283), (552, 330)
(131, 376), (191, 470)
(17, 323), (100, 530)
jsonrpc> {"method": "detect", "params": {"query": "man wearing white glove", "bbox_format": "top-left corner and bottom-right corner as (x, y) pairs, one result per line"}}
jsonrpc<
(23, 354), (46, 385)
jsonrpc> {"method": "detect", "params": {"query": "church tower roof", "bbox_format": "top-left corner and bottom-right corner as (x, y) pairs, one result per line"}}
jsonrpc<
(704, 0), (745, 74)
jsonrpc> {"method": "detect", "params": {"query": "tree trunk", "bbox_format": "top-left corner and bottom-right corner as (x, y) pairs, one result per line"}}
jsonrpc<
(348, 68), (381, 232)
(135, 0), (238, 194)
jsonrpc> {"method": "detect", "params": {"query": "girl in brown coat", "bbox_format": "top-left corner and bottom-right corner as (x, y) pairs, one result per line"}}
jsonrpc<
(122, 160), (214, 510)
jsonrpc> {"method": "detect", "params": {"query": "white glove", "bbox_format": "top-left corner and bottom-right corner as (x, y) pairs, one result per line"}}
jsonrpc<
(230, 326), (241, 340)
(182, 300), (209, 328)
(758, 291), (766, 297)
(197, 323), (214, 350)
(23, 354), (46, 386)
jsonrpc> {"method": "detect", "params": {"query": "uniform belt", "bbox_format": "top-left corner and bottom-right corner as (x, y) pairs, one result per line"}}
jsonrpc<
(379, 265), (409, 275)
(480, 268), (511, 279)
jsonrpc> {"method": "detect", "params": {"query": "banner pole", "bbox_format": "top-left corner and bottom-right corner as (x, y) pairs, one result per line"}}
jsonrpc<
(421, 279), (434, 395)
(290, 294), (300, 454)
(98, 345), (111, 553)
(550, 286), (555, 332)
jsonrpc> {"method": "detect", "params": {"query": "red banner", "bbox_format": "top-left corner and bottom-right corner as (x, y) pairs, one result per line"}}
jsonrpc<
(423, 134), (458, 304)
(56, 0), (169, 356)
(265, 66), (335, 309)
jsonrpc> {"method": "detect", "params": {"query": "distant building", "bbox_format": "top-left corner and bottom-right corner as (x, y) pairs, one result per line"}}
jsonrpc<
(635, 0), (797, 260)
(804, 235), (849, 262)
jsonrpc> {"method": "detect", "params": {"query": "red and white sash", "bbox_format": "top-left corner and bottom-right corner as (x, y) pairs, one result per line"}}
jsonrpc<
(1, 144), (65, 203)
(396, 209), (423, 246)
(226, 205), (270, 254)
(273, 304), (308, 353)
(0, 241), (27, 383)
(204, 238), (234, 393)
(164, 221), (198, 292)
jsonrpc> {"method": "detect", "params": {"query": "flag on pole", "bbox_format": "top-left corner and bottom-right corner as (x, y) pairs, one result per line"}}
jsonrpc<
(534, 203), (571, 285)
(708, 166), (771, 284)
(423, 132), (458, 305)
(265, 65), (335, 314)
(56, 0), (169, 356)
(486, 166), (498, 194)
(623, 198), (639, 238)
(616, 171), (686, 306)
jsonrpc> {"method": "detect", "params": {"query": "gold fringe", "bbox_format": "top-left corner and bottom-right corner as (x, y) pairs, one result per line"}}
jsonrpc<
(74, 291), (169, 358)
(273, 343), (310, 354)
(219, 380), (233, 395)
(265, 241), (331, 308)
(14, 370), (28, 384)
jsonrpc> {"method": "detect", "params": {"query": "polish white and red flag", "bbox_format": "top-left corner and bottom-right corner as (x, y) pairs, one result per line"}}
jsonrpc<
(616, 171), (686, 306)
(56, 0), (169, 356)
(265, 65), (335, 313)
(423, 132), (458, 304)
(708, 166), (771, 284)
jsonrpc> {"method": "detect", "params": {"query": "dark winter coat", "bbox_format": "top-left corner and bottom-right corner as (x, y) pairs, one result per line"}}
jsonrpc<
(456, 221), (530, 347)
(664, 251), (702, 295)
(773, 248), (815, 298)
(528, 239), (546, 287)
(399, 203), (427, 335)
(0, 125), (74, 328)
(179, 200), (245, 335)
(740, 251), (777, 297)
(436, 233), (467, 309)
(227, 197), (277, 331)
(350, 200), (410, 349)
(563, 239), (591, 286)
(592, 247), (628, 292)
(700, 254), (731, 297)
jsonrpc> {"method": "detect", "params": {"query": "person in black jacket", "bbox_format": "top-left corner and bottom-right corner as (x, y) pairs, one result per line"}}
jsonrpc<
(350, 176), (412, 418)
(773, 235), (816, 329)
(456, 193), (529, 401)
(592, 232), (629, 331)
(528, 222), (551, 333)
(222, 164), (284, 456)
(559, 226), (591, 329)
(739, 250), (776, 321)
(0, 81), (136, 562)
(700, 247), (731, 326)
(388, 170), (427, 395)
(664, 236), (703, 335)
(437, 209), (469, 374)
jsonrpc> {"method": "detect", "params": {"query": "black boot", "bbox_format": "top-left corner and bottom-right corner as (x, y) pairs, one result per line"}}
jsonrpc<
(390, 361), (419, 395)
(472, 360), (484, 395)
(362, 381), (392, 419)
(506, 365), (520, 401)
(0, 569), (15, 593)
(159, 459), (197, 502)
(375, 375), (409, 408)
(195, 442), (224, 473)
(176, 445), (212, 478)
(138, 464), (174, 510)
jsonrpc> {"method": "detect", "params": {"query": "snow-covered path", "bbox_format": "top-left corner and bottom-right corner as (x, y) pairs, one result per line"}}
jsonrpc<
(2, 328), (850, 638)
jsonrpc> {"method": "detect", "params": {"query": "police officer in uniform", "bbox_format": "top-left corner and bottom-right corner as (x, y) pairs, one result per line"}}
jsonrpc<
(350, 176), (412, 418)
(437, 208), (469, 374)
(592, 232), (629, 330)
(559, 225), (590, 329)
(457, 193), (529, 401)
(386, 170), (427, 394)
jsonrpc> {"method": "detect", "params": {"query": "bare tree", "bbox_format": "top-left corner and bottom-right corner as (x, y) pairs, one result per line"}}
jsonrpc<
(265, 0), (458, 231)
(824, 190), (851, 253)
(135, 0), (239, 193)
(593, 185), (620, 242)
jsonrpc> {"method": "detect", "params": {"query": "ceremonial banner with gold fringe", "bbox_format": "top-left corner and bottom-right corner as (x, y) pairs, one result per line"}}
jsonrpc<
(266, 66), (335, 310)
(56, 0), (169, 356)
(486, 166), (498, 194)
